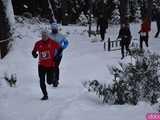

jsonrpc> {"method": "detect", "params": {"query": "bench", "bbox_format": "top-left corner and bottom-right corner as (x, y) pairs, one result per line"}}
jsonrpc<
(104, 38), (139, 51)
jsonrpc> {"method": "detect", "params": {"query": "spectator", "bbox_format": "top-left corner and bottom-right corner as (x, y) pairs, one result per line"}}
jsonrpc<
(118, 24), (132, 59)
(139, 17), (150, 50)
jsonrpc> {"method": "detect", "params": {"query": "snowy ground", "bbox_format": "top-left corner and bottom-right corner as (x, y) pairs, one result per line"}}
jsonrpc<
(0, 20), (159, 120)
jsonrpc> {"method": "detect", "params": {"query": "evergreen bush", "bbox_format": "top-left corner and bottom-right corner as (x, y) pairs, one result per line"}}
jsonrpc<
(83, 49), (160, 105)
(4, 73), (17, 87)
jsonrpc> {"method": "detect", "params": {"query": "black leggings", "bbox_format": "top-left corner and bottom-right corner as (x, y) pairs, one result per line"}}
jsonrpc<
(155, 23), (160, 37)
(38, 65), (55, 96)
(100, 26), (106, 41)
(120, 39), (131, 57)
(140, 35), (148, 49)
(54, 56), (62, 82)
(121, 43), (131, 57)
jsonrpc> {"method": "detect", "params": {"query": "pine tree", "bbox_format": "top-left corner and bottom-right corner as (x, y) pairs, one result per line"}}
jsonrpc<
(129, 0), (138, 22)
(111, 5), (120, 24)
(135, 6), (141, 22)
(78, 12), (88, 26)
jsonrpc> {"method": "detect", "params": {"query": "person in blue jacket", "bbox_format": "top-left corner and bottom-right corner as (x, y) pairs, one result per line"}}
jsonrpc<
(49, 22), (69, 87)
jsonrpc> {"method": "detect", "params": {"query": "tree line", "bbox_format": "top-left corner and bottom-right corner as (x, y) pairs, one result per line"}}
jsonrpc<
(0, 0), (159, 58)
(11, 0), (160, 24)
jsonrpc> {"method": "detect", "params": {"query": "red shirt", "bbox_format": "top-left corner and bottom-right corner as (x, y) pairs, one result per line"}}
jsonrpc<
(140, 22), (150, 33)
(32, 38), (59, 67)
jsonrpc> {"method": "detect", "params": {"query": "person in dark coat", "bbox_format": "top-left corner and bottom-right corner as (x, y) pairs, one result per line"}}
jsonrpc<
(96, 0), (108, 41)
(118, 24), (132, 59)
(97, 14), (108, 41)
(154, 8), (160, 38)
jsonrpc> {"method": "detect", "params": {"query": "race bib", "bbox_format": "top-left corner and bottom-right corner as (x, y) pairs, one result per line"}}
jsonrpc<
(140, 32), (146, 37)
(39, 51), (50, 60)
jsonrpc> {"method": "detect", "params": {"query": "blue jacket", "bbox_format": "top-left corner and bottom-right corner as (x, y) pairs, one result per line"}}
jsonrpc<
(49, 33), (69, 57)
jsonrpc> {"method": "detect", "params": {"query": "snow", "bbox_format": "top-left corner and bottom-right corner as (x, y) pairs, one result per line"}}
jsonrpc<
(0, 20), (159, 120)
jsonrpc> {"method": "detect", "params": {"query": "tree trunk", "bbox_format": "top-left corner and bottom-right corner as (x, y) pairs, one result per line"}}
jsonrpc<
(0, 0), (13, 58)
(38, 0), (51, 18)
(146, 0), (153, 26)
(88, 0), (92, 37)
(61, 0), (70, 25)
(119, 0), (129, 26)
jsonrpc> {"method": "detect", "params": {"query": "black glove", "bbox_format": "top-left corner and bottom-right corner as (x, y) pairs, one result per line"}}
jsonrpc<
(56, 48), (63, 57)
(58, 48), (63, 54)
(32, 51), (38, 58)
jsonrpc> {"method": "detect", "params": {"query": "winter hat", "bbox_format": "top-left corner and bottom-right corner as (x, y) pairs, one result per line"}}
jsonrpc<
(51, 22), (58, 30)
(41, 29), (48, 35)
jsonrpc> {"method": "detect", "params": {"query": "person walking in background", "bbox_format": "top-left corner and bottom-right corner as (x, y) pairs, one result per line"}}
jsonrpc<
(32, 30), (60, 100)
(154, 8), (160, 38)
(49, 22), (69, 87)
(96, 0), (108, 42)
(139, 17), (150, 50)
(97, 14), (108, 41)
(118, 24), (132, 59)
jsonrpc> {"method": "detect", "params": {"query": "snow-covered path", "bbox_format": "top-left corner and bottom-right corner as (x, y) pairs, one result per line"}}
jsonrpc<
(0, 21), (159, 120)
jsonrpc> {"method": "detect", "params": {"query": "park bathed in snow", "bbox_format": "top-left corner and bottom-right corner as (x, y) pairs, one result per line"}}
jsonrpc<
(0, 19), (160, 120)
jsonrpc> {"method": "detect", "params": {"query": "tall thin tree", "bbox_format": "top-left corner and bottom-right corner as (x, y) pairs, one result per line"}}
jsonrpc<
(146, 0), (153, 26)
(0, 0), (14, 58)
(119, 0), (129, 25)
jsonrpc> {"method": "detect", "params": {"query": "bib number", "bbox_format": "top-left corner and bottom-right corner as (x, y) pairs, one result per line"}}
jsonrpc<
(40, 51), (50, 60)
(140, 32), (146, 37)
